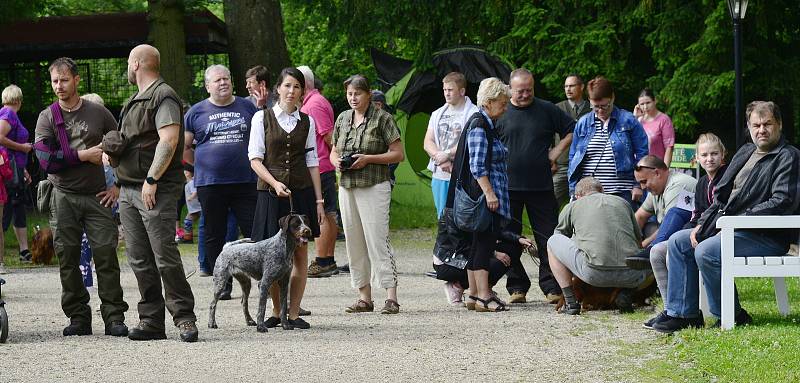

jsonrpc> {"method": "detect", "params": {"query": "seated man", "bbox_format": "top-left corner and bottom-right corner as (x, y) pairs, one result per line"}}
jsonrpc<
(626, 155), (697, 270)
(547, 177), (652, 315)
(654, 101), (800, 333)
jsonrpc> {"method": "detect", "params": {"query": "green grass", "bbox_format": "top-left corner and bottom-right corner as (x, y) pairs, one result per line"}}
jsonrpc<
(633, 277), (800, 383)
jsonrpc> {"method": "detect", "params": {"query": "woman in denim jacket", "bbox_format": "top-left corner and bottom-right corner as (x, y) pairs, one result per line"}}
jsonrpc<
(567, 76), (648, 207)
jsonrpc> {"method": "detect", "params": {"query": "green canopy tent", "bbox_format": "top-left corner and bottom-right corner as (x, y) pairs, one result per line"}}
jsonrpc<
(371, 47), (512, 211)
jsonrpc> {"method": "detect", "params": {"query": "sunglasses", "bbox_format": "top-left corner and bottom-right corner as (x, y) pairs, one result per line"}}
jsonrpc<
(590, 102), (613, 111)
(634, 164), (657, 171)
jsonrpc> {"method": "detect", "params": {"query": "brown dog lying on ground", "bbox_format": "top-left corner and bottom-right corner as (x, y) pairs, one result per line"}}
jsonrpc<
(30, 226), (55, 265)
(555, 275), (657, 312)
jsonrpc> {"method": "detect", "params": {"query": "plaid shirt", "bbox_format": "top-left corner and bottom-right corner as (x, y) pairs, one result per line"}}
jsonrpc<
(468, 110), (510, 219)
(333, 105), (401, 188)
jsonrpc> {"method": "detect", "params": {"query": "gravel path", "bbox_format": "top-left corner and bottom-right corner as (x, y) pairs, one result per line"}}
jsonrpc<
(0, 229), (662, 382)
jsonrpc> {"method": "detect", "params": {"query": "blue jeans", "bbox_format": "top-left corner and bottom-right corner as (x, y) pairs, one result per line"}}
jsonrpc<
(666, 228), (787, 318)
(653, 208), (692, 245)
(431, 179), (449, 218)
(198, 210), (239, 272)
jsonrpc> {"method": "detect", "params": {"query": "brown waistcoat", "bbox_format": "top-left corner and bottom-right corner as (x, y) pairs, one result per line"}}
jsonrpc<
(258, 108), (313, 191)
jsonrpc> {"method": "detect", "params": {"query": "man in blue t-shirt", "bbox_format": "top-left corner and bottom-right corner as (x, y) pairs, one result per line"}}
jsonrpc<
(184, 65), (258, 294)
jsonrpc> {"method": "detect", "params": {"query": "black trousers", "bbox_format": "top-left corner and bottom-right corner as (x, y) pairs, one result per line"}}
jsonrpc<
(197, 183), (257, 272)
(506, 190), (561, 296)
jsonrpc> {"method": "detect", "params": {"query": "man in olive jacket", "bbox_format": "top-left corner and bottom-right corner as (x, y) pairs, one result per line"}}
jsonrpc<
(106, 44), (198, 342)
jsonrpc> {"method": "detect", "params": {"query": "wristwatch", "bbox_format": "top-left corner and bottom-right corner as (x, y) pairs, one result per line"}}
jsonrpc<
(145, 176), (158, 185)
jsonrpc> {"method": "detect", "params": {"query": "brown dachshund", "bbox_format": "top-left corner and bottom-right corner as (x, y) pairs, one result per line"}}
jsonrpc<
(30, 226), (55, 265)
(555, 275), (657, 311)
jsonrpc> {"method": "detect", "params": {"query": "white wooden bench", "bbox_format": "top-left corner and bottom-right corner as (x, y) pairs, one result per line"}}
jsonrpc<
(717, 215), (800, 330)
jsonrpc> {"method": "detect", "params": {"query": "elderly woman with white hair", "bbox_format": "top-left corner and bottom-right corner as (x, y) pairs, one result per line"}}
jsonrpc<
(448, 77), (512, 312)
(0, 84), (33, 269)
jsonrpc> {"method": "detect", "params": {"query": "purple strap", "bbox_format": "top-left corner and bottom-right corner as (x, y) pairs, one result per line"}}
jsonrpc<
(49, 102), (80, 165)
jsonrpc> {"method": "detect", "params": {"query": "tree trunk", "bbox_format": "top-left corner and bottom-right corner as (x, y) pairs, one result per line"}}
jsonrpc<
(147, 0), (191, 102)
(224, 0), (291, 96)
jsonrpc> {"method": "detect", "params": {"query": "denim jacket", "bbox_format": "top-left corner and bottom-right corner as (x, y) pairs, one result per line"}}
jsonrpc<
(567, 107), (649, 193)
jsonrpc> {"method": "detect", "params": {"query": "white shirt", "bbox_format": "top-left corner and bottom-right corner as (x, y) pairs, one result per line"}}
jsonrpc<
(248, 104), (319, 167)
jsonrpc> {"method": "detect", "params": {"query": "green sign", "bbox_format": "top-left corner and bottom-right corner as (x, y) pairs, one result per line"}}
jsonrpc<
(671, 143), (696, 169)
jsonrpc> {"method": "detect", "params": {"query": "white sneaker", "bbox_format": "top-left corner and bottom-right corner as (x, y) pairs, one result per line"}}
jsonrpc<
(443, 282), (464, 306)
(0, 263), (9, 274)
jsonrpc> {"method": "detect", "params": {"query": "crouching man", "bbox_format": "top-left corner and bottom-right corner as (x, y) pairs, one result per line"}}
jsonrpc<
(547, 177), (652, 314)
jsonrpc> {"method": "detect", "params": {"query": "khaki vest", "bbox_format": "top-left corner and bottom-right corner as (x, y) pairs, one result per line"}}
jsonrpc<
(257, 108), (312, 191)
(117, 78), (185, 185)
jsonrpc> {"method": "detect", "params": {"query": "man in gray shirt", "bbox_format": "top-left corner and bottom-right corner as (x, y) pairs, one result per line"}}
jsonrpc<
(546, 177), (651, 315)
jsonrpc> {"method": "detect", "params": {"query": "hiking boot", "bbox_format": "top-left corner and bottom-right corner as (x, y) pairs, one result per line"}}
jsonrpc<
(625, 248), (652, 270)
(711, 308), (754, 328)
(19, 250), (32, 264)
(63, 320), (92, 336)
(614, 288), (636, 313)
(287, 317), (311, 329)
(345, 299), (374, 313)
(443, 282), (464, 306)
(508, 292), (527, 304)
(643, 310), (668, 329)
(652, 314), (705, 334)
(0, 263), (9, 275)
(105, 321), (129, 337)
(178, 321), (199, 342)
(128, 320), (167, 341)
(381, 299), (400, 314)
(559, 302), (581, 315)
(307, 259), (339, 278)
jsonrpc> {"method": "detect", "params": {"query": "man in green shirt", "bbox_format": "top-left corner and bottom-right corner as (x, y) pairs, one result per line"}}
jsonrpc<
(547, 177), (651, 315)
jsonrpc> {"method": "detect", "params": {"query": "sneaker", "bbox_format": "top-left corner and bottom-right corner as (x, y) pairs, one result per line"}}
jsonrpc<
(559, 302), (581, 315)
(19, 250), (32, 264)
(128, 320), (167, 341)
(625, 248), (652, 270)
(0, 263), (9, 274)
(443, 282), (464, 306)
(614, 288), (636, 313)
(105, 321), (129, 336)
(63, 320), (92, 336)
(287, 317), (311, 329)
(711, 308), (754, 328)
(643, 310), (668, 329)
(652, 314), (705, 334)
(508, 292), (527, 304)
(307, 260), (339, 278)
(298, 307), (311, 316)
(338, 264), (350, 274)
(178, 321), (199, 342)
(198, 270), (212, 277)
(545, 292), (563, 304)
(380, 299), (400, 314)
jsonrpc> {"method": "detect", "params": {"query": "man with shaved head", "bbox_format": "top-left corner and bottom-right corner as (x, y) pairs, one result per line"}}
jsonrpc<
(106, 44), (198, 342)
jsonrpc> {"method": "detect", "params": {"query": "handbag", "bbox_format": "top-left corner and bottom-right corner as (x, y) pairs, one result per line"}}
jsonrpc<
(451, 115), (495, 233)
(3, 155), (22, 190)
(433, 207), (471, 269)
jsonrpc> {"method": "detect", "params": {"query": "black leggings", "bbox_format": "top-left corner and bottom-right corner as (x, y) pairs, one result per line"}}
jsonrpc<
(3, 188), (26, 230)
(434, 259), (507, 289)
(466, 214), (502, 271)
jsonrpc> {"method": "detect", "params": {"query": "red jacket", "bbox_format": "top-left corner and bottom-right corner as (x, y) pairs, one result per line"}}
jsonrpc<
(0, 149), (13, 205)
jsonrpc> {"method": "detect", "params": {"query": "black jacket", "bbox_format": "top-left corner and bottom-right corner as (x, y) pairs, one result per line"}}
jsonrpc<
(690, 164), (728, 226)
(696, 139), (800, 244)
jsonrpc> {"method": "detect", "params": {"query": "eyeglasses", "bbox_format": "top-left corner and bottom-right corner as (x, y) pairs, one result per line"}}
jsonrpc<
(590, 102), (612, 111)
(634, 164), (656, 171)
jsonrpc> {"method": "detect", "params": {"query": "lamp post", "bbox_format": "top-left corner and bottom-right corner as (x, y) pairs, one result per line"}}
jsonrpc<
(728, 0), (748, 149)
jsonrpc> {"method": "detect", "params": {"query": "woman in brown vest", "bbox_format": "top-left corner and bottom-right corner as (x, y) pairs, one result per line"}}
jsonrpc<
(248, 67), (325, 330)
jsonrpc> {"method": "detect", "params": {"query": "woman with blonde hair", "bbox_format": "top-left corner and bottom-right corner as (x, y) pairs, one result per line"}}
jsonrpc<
(0, 85), (33, 267)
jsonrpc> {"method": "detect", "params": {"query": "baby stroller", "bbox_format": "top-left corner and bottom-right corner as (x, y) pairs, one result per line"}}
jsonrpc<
(0, 278), (8, 343)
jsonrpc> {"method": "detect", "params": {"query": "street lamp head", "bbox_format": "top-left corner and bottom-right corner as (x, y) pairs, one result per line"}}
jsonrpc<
(727, 0), (749, 20)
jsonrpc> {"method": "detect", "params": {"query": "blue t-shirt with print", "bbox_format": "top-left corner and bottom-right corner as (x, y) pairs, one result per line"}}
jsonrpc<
(184, 97), (258, 186)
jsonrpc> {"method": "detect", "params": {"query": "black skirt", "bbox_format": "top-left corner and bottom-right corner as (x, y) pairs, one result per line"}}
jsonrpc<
(251, 186), (321, 241)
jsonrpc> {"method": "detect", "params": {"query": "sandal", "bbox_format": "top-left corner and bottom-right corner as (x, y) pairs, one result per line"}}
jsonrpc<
(345, 299), (374, 313)
(472, 295), (508, 312)
(465, 295), (477, 311)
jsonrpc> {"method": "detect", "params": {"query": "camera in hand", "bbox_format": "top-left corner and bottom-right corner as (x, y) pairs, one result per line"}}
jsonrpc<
(340, 153), (358, 171)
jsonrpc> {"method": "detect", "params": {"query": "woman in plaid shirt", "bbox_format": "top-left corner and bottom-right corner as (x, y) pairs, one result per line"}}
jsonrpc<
(330, 75), (405, 315)
(460, 77), (512, 312)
